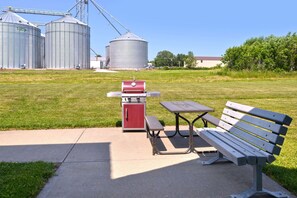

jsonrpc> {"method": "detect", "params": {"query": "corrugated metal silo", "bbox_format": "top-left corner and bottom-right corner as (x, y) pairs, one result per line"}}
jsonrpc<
(41, 34), (45, 68)
(45, 15), (90, 69)
(109, 32), (148, 69)
(105, 45), (110, 67)
(0, 11), (41, 69)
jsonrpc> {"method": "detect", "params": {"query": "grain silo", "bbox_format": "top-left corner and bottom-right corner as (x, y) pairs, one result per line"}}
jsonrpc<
(0, 11), (41, 69)
(45, 14), (90, 69)
(109, 32), (148, 69)
(41, 34), (45, 68)
(105, 45), (110, 67)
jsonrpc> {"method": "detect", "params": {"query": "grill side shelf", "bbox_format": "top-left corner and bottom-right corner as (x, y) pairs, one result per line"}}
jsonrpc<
(107, 92), (122, 97)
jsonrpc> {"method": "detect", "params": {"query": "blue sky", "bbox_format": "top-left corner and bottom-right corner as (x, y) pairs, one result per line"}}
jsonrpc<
(1, 0), (297, 60)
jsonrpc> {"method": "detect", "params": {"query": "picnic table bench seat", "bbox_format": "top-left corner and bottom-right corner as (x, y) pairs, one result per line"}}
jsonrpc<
(195, 101), (292, 198)
(145, 115), (164, 155)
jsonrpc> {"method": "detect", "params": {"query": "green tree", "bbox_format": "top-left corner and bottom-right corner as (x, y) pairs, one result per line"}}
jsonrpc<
(185, 51), (196, 68)
(154, 50), (175, 67)
(176, 53), (186, 67)
(223, 33), (297, 71)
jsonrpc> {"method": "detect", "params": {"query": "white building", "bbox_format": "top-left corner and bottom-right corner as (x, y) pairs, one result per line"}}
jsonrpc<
(195, 56), (223, 68)
(90, 56), (106, 69)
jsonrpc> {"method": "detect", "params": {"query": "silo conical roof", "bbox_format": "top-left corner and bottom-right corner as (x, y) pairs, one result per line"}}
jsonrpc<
(51, 14), (86, 26)
(111, 32), (147, 42)
(0, 11), (36, 27)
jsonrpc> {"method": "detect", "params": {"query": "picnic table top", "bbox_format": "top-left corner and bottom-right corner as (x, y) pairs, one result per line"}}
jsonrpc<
(160, 101), (214, 113)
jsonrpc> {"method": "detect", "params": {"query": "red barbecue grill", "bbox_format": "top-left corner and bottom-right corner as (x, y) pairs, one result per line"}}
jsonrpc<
(107, 80), (160, 131)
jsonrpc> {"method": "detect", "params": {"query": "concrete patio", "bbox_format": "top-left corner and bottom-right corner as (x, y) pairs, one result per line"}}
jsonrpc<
(0, 127), (295, 198)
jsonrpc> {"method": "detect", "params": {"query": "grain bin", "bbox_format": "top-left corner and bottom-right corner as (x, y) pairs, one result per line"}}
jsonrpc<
(109, 32), (148, 69)
(0, 11), (42, 69)
(105, 45), (110, 67)
(45, 14), (90, 69)
(41, 34), (45, 68)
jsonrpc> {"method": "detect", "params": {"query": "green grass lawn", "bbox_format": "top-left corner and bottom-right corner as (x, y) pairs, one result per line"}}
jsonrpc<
(0, 162), (56, 198)
(0, 69), (296, 195)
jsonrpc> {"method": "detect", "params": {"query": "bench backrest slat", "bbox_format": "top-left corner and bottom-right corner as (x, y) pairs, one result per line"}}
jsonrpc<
(221, 114), (284, 145)
(222, 108), (288, 135)
(226, 101), (292, 126)
(218, 120), (281, 155)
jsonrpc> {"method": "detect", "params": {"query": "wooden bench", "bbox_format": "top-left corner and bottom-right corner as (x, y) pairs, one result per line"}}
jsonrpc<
(145, 116), (164, 155)
(195, 101), (292, 198)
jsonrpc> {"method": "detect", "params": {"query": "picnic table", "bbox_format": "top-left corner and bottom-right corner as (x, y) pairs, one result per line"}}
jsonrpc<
(159, 101), (214, 154)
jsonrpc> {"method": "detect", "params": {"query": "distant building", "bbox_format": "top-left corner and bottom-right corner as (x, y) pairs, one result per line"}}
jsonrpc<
(195, 56), (223, 68)
(90, 56), (106, 69)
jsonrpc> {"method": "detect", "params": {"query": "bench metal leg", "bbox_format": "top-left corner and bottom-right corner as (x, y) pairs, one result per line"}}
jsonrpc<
(150, 137), (159, 155)
(231, 165), (289, 198)
(201, 152), (230, 165)
(147, 130), (161, 155)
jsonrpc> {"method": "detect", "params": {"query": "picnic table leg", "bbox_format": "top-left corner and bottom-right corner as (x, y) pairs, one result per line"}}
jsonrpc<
(147, 130), (161, 155)
(177, 112), (210, 153)
(191, 112), (209, 153)
(175, 113), (180, 135)
(161, 113), (179, 138)
(169, 113), (205, 138)
(152, 133), (159, 155)
(176, 113), (199, 138)
(160, 113), (180, 138)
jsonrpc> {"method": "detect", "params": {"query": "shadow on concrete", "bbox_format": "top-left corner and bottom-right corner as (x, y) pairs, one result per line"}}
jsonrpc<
(0, 141), (294, 198)
(154, 130), (213, 152)
(34, 142), (241, 198)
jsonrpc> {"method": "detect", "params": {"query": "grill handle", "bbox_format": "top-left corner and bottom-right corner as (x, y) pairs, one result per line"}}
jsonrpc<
(125, 108), (128, 120)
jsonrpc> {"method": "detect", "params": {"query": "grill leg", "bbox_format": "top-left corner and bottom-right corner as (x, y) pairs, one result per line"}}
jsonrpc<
(231, 165), (289, 198)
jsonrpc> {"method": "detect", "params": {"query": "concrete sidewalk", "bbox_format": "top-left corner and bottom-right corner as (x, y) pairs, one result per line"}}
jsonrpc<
(0, 127), (295, 198)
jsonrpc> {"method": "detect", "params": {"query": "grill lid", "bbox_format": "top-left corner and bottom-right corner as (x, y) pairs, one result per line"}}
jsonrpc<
(122, 80), (146, 93)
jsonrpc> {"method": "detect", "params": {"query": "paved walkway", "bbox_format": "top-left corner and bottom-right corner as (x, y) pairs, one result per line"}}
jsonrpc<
(0, 127), (295, 198)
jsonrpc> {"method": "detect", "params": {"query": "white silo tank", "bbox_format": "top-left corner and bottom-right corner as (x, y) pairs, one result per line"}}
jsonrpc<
(45, 15), (90, 69)
(109, 32), (148, 69)
(0, 11), (41, 69)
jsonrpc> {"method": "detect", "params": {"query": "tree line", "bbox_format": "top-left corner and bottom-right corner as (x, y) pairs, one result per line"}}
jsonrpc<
(223, 33), (297, 71)
(152, 51), (196, 68)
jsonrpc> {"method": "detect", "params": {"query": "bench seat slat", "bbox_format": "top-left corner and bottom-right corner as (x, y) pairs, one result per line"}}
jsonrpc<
(204, 128), (258, 165)
(221, 131), (275, 164)
(220, 114), (284, 145)
(218, 120), (281, 155)
(223, 108), (288, 135)
(216, 130), (271, 164)
(210, 129), (268, 165)
(145, 116), (164, 131)
(226, 101), (292, 126)
(202, 114), (220, 126)
(197, 129), (247, 166)
(211, 128), (271, 163)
